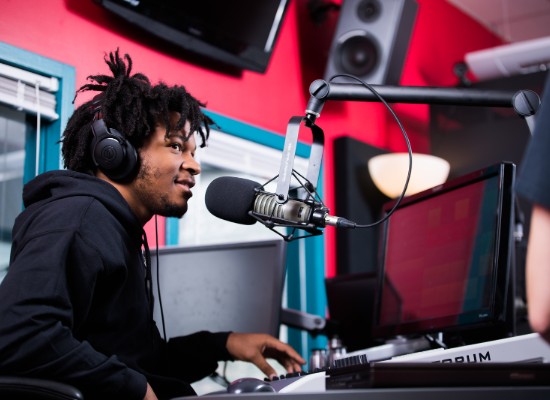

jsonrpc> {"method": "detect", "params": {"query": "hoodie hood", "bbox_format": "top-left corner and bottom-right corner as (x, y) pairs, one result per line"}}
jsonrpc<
(22, 170), (142, 234)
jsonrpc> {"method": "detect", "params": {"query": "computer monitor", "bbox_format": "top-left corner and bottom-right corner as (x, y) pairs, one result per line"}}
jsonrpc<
(94, 0), (290, 73)
(151, 239), (287, 339)
(373, 162), (516, 346)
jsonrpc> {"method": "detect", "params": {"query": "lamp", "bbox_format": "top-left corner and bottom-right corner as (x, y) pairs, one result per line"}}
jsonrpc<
(368, 153), (450, 198)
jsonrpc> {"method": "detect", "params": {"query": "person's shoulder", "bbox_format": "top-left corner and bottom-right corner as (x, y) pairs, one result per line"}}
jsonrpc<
(31, 192), (105, 220)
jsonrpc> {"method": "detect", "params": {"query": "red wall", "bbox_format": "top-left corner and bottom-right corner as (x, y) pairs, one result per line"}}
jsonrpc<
(0, 0), (502, 277)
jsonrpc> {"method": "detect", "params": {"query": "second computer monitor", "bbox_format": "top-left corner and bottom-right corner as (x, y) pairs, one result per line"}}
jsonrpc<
(373, 162), (516, 346)
(151, 239), (287, 339)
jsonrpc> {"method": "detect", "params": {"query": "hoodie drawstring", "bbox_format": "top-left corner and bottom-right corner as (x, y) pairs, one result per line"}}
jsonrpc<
(141, 230), (154, 322)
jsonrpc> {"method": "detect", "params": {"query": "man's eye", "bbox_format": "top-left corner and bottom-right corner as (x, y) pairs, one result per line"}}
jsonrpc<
(171, 143), (183, 151)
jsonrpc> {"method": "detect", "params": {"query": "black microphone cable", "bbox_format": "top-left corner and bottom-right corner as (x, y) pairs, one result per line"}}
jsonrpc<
(327, 73), (413, 229)
(204, 75), (412, 238)
(154, 214), (167, 342)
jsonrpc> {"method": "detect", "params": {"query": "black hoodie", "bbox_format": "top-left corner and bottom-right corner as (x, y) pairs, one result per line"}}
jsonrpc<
(0, 170), (231, 400)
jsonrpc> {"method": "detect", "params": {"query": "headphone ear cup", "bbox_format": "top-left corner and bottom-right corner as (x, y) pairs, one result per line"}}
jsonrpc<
(113, 136), (138, 182)
(91, 119), (138, 182)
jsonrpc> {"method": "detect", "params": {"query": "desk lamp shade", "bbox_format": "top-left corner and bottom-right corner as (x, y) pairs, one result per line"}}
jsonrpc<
(368, 153), (450, 198)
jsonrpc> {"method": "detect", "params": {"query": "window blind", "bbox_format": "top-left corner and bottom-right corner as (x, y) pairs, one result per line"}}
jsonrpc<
(0, 62), (59, 121)
(199, 129), (309, 181)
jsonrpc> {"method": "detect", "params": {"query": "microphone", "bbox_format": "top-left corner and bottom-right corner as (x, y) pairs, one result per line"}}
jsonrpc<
(205, 177), (357, 234)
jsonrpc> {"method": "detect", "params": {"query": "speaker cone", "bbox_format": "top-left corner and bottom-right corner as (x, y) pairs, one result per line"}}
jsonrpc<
(336, 30), (379, 77)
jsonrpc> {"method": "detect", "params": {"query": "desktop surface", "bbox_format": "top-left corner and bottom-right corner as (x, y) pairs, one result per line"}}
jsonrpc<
(187, 357), (550, 399)
(183, 386), (550, 400)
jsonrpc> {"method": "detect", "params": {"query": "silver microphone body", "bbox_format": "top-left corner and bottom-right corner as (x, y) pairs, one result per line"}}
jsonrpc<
(205, 176), (356, 231)
(254, 193), (313, 225)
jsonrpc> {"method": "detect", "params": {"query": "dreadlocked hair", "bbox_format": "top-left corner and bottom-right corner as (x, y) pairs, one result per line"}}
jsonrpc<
(61, 48), (212, 174)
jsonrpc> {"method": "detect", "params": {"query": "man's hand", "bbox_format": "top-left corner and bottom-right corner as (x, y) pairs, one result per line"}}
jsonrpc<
(144, 383), (158, 400)
(527, 204), (550, 344)
(226, 332), (306, 378)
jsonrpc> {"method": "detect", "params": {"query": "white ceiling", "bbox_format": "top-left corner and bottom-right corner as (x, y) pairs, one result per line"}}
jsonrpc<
(447, 0), (550, 43)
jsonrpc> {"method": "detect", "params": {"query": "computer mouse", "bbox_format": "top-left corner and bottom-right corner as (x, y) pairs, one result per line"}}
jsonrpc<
(227, 377), (276, 394)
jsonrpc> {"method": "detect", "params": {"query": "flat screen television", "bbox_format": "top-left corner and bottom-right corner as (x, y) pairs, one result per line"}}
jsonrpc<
(94, 0), (290, 73)
(373, 162), (516, 347)
(150, 239), (287, 339)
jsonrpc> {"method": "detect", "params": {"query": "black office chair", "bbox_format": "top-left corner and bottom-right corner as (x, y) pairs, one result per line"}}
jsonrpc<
(0, 376), (83, 399)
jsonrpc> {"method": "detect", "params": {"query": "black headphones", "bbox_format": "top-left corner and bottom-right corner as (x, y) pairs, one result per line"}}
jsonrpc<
(90, 116), (138, 182)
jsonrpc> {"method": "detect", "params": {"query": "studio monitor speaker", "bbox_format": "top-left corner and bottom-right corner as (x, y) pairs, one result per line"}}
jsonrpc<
(324, 0), (418, 85)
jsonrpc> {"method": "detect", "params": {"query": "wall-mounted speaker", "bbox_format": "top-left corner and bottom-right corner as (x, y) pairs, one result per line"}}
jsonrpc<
(324, 0), (418, 85)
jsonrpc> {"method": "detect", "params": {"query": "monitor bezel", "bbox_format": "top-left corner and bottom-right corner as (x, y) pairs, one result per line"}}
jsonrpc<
(94, 0), (290, 73)
(372, 162), (516, 343)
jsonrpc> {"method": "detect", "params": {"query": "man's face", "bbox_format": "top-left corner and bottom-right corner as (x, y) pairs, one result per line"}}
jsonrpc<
(132, 114), (201, 219)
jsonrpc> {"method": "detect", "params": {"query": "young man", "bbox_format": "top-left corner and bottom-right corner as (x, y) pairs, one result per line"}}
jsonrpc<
(0, 50), (304, 400)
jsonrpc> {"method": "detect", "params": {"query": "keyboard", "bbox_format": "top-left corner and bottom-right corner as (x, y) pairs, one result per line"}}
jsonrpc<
(383, 332), (550, 364)
(265, 333), (550, 393)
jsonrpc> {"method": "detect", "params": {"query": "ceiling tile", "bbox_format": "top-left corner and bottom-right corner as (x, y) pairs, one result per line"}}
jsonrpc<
(447, 0), (550, 42)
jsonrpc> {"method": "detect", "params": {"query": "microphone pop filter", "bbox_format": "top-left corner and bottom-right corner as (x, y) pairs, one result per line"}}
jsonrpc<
(205, 176), (261, 225)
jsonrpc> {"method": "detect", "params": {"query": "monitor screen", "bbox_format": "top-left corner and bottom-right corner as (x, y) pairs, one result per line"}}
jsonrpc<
(373, 162), (516, 345)
(94, 0), (290, 73)
(151, 239), (287, 339)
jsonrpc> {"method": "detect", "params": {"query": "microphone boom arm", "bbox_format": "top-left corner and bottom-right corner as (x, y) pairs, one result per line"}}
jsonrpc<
(305, 79), (541, 134)
(266, 78), (541, 241)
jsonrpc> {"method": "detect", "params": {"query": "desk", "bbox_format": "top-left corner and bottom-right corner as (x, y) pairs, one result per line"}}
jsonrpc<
(180, 386), (550, 400)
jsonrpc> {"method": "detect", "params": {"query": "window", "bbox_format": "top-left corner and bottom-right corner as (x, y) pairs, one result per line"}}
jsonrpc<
(0, 106), (25, 280)
(0, 42), (75, 282)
